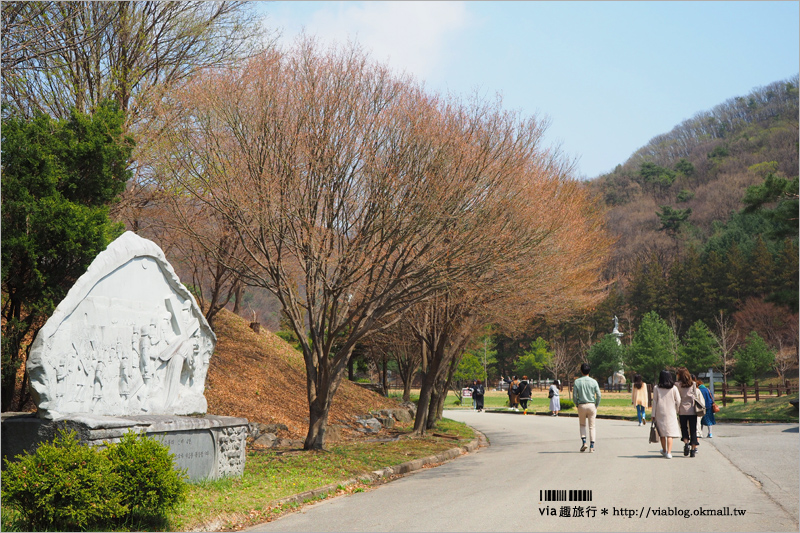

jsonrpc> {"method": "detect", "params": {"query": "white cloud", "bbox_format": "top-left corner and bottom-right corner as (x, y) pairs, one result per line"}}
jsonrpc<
(270, 1), (471, 81)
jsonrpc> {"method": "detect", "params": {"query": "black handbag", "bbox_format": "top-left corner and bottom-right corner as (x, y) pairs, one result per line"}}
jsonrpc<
(548, 389), (554, 398)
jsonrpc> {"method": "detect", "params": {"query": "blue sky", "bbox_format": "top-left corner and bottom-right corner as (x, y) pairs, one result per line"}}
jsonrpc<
(256, 1), (799, 179)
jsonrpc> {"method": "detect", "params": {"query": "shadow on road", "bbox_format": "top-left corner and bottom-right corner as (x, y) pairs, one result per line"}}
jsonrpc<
(782, 426), (798, 433)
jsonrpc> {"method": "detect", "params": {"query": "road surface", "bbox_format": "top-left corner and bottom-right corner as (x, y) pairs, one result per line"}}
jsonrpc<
(248, 410), (799, 532)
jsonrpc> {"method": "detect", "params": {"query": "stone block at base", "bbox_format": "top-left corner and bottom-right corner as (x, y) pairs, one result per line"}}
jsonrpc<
(1, 412), (248, 481)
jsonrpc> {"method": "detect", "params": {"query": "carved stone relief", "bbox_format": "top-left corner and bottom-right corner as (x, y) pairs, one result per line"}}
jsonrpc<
(27, 232), (216, 419)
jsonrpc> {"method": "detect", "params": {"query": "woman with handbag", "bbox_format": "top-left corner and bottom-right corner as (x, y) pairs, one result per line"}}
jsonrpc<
(676, 368), (701, 458)
(697, 377), (717, 438)
(549, 380), (561, 416)
(652, 370), (681, 459)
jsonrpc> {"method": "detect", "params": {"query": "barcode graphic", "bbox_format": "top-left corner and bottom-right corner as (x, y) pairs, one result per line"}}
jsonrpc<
(539, 490), (592, 502)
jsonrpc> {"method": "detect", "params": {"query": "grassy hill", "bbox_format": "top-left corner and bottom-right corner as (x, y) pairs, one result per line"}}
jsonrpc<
(205, 309), (400, 440)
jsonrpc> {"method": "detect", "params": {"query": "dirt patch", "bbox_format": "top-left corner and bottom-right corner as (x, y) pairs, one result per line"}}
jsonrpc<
(205, 310), (402, 440)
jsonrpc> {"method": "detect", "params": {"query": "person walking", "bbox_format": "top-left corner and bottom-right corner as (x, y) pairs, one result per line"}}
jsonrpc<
(472, 379), (485, 412)
(469, 379), (478, 410)
(507, 375), (520, 411)
(631, 374), (648, 426)
(518, 376), (532, 414)
(651, 369), (681, 459)
(676, 368), (701, 458)
(697, 377), (717, 438)
(549, 380), (561, 416)
(573, 363), (601, 453)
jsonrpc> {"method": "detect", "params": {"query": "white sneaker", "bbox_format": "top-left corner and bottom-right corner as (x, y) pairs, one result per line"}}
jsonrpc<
(665, 453), (672, 459)
(660, 450), (666, 457)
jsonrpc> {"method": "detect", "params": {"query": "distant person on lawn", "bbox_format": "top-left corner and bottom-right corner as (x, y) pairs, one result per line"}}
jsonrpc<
(573, 363), (601, 453)
(549, 379), (561, 416)
(471, 380), (485, 412)
(517, 376), (532, 414)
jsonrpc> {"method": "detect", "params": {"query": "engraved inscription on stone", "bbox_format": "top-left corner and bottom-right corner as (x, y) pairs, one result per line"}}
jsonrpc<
(150, 430), (216, 480)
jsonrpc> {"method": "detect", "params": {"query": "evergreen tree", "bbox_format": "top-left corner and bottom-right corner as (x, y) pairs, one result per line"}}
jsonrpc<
(679, 320), (721, 375)
(732, 331), (776, 385)
(724, 242), (747, 305)
(587, 334), (626, 384)
(2, 103), (133, 410)
(748, 236), (775, 298)
(627, 311), (677, 384)
(514, 337), (551, 383)
(772, 238), (799, 311)
(702, 249), (735, 315)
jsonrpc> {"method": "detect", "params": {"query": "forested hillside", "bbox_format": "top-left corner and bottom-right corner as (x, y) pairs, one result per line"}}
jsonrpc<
(489, 76), (798, 385)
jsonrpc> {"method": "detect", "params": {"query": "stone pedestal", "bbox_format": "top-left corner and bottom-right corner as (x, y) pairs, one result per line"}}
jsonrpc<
(2, 412), (248, 481)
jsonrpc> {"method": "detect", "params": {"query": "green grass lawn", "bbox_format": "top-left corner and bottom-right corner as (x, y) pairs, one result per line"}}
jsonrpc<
(168, 418), (474, 531)
(714, 393), (798, 422)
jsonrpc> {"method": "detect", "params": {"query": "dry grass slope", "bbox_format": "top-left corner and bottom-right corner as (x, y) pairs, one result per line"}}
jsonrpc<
(205, 310), (400, 439)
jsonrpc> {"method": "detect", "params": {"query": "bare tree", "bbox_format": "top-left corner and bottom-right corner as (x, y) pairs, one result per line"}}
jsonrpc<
(2, 1), (263, 120)
(546, 338), (574, 382)
(150, 39), (586, 449)
(713, 310), (739, 385)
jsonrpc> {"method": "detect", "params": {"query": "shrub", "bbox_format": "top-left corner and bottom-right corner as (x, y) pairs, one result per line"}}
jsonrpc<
(106, 432), (188, 521)
(559, 399), (575, 410)
(1, 429), (125, 531)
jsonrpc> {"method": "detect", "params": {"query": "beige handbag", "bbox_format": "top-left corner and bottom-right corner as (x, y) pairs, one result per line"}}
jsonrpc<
(693, 385), (706, 417)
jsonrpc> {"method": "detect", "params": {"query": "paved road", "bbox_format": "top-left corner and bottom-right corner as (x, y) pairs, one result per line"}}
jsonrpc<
(248, 411), (799, 532)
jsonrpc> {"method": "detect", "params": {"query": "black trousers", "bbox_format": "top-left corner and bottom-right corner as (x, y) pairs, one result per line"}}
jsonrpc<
(679, 414), (698, 446)
(519, 399), (529, 409)
(474, 395), (484, 409)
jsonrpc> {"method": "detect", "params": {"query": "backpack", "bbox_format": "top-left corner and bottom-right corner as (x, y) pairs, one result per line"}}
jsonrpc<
(511, 382), (519, 394)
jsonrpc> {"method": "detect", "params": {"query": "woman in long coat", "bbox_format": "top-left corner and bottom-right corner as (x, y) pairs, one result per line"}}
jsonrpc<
(549, 380), (561, 416)
(651, 370), (681, 459)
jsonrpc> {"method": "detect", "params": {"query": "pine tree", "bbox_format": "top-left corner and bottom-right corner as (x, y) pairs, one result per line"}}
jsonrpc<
(748, 236), (775, 297)
(679, 320), (721, 375)
(628, 311), (677, 384)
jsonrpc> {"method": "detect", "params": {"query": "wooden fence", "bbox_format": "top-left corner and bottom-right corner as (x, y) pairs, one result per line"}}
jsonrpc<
(719, 380), (797, 407)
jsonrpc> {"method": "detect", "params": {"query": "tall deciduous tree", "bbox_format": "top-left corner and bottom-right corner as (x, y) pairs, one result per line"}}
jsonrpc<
(2, 1), (262, 120)
(151, 40), (596, 448)
(1, 103), (133, 410)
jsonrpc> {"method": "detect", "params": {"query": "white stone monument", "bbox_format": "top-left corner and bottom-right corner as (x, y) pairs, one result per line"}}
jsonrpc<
(27, 232), (214, 419)
(4, 232), (247, 480)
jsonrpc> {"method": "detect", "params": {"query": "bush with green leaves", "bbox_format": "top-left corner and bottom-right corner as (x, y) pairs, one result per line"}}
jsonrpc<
(558, 399), (575, 410)
(106, 431), (188, 521)
(1, 429), (126, 531)
(2, 429), (188, 531)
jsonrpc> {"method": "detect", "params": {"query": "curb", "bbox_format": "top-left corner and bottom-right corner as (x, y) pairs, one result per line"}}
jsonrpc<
(268, 431), (488, 509)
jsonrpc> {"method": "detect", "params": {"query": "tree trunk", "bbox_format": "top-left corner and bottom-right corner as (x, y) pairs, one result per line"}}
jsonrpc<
(304, 396), (331, 450)
(232, 280), (243, 315)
